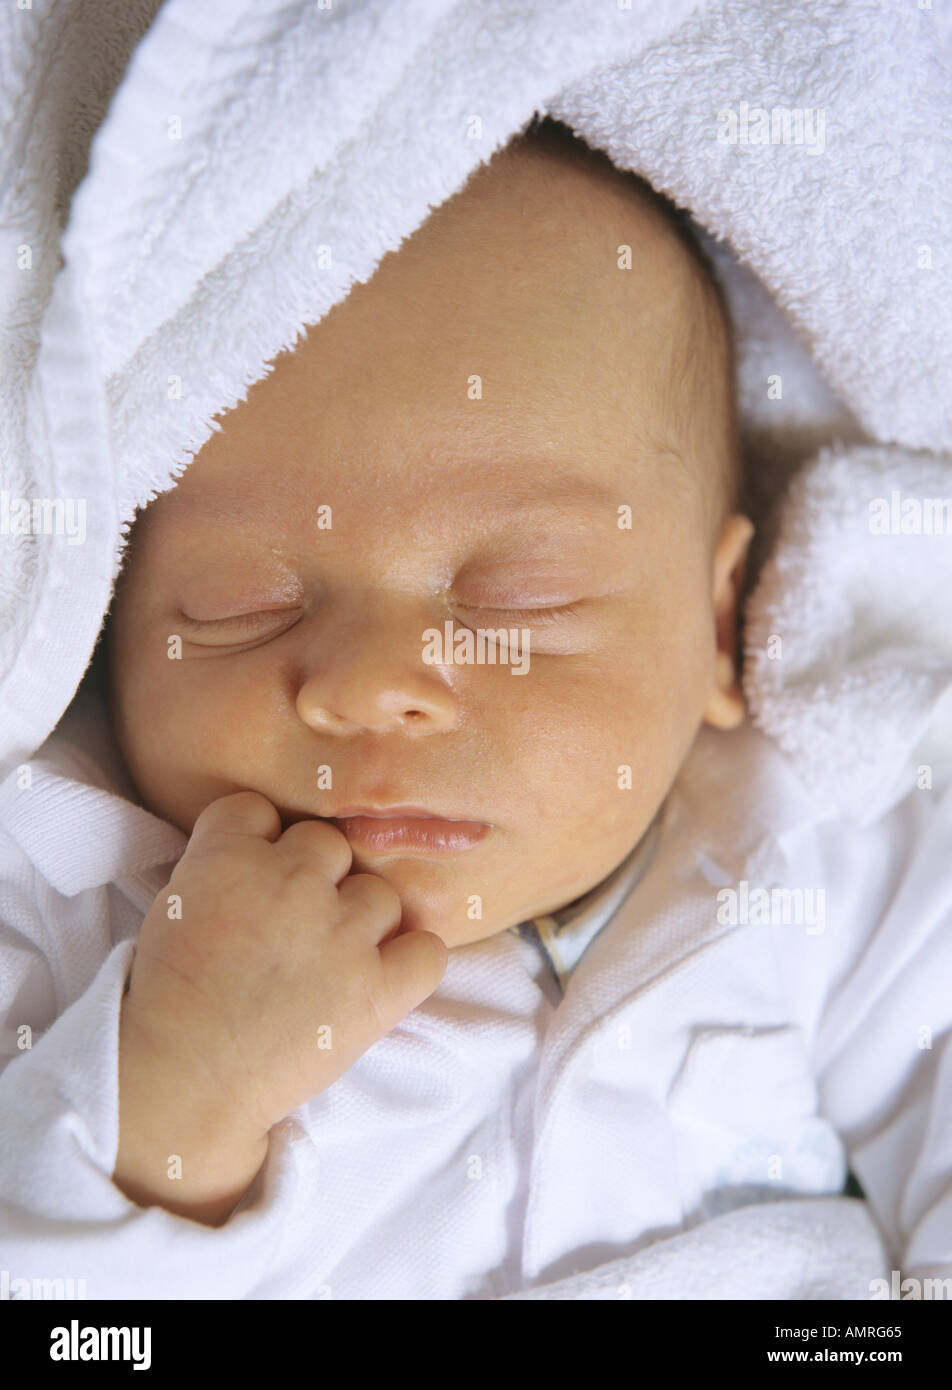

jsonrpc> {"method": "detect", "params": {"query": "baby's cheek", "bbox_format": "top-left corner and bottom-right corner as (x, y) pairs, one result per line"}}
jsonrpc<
(516, 693), (644, 829)
(110, 656), (232, 830)
(577, 660), (682, 818)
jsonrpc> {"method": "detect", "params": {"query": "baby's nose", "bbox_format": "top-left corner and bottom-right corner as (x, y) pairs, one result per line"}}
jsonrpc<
(293, 597), (459, 736)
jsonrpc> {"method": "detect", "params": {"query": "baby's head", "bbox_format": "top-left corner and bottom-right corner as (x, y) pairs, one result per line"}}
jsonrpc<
(105, 116), (753, 947)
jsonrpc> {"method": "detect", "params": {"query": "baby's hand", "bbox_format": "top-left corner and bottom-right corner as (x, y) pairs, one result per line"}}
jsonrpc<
(114, 791), (447, 1223)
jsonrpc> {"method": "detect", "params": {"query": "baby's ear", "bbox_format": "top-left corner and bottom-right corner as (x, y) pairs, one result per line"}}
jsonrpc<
(702, 513), (755, 731)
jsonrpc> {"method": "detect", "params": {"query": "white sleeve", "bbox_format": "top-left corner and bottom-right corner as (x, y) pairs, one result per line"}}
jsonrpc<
(0, 840), (326, 1300)
(813, 780), (952, 1287)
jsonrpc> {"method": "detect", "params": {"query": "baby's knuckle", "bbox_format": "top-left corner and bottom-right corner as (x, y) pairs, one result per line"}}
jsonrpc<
(192, 790), (280, 840)
(341, 872), (401, 919)
(281, 818), (352, 870)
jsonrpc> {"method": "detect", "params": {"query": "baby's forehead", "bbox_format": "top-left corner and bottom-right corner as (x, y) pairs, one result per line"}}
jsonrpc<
(122, 395), (697, 596)
(135, 442), (650, 549)
(353, 125), (702, 372)
(128, 134), (723, 561)
(488, 126), (699, 275)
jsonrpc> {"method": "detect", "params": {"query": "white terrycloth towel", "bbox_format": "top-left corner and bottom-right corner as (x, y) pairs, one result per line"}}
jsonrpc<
(498, 1196), (890, 1300)
(2, 0), (951, 780)
(1, 0), (950, 1299)
(743, 443), (952, 827)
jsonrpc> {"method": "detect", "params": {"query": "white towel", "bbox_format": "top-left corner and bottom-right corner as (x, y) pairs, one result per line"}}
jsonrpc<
(743, 443), (952, 827)
(2, 0), (951, 780)
(1, 0), (950, 1298)
(497, 1195), (889, 1300)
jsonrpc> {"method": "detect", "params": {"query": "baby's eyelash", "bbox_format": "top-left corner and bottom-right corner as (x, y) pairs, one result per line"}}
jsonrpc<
(179, 610), (293, 633)
(455, 602), (584, 626)
(178, 602), (585, 636)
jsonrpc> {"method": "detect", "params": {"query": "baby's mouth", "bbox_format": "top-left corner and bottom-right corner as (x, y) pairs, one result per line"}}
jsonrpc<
(277, 801), (493, 855)
(328, 805), (492, 855)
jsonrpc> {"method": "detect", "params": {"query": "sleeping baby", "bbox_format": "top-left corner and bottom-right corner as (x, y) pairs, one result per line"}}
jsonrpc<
(1, 115), (947, 1299)
(104, 113), (753, 1224)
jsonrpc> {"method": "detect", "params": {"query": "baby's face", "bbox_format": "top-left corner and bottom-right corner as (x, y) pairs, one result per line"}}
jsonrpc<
(107, 137), (752, 947)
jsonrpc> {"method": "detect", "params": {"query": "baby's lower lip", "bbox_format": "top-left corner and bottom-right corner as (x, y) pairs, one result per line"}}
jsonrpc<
(331, 815), (490, 854)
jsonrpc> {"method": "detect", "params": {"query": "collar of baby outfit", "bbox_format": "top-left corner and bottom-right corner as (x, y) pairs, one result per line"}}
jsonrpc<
(507, 816), (662, 995)
(0, 682), (187, 898)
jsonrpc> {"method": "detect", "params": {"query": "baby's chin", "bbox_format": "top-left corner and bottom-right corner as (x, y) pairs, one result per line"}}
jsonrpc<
(349, 839), (629, 949)
(346, 849), (523, 948)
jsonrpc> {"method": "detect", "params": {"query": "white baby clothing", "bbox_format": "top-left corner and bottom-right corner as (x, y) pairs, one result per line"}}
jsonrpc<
(1, 680), (949, 1299)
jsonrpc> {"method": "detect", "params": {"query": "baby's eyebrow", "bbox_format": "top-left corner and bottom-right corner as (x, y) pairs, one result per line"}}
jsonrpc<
(464, 474), (619, 507)
(164, 479), (622, 537)
(443, 474), (630, 530)
(474, 495), (613, 525)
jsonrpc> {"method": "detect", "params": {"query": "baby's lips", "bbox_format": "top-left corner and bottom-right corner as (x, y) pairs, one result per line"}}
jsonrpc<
(332, 813), (491, 855)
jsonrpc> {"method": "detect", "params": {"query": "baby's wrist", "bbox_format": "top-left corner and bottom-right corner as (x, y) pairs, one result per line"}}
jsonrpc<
(118, 991), (267, 1140)
(115, 1002), (270, 1225)
(112, 1127), (269, 1228)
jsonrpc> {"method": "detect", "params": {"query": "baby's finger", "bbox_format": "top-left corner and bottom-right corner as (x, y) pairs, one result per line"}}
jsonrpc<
(376, 930), (448, 1026)
(336, 872), (404, 941)
(276, 817), (354, 885)
(189, 790), (284, 846)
